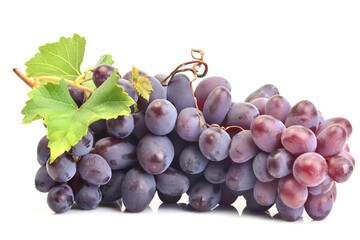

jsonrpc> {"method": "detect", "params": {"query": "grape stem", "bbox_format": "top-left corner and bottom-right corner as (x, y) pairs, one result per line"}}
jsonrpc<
(162, 50), (247, 135)
(13, 68), (94, 94)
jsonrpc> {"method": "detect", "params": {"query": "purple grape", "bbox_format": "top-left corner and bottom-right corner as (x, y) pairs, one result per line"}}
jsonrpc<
(281, 125), (317, 156)
(37, 135), (50, 165)
(155, 167), (189, 197)
(94, 137), (137, 170)
(245, 84), (279, 102)
(123, 69), (147, 81)
(106, 114), (134, 139)
(68, 85), (84, 107)
(246, 189), (273, 213)
(305, 192), (333, 220)
(47, 184), (74, 213)
(253, 180), (278, 206)
(93, 64), (120, 88)
(219, 183), (238, 206)
(100, 170), (126, 202)
(308, 174), (334, 195)
(285, 100), (320, 133)
(204, 158), (232, 184)
(77, 153), (112, 185)
(317, 117), (352, 140)
(249, 97), (268, 115)
(179, 144), (209, 174)
(121, 167), (156, 212)
(250, 115), (286, 153)
(167, 130), (189, 157)
(316, 124), (347, 157)
(203, 86), (232, 125)
(71, 178), (102, 210)
(266, 148), (295, 178)
(293, 152), (327, 187)
(137, 134), (174, 175)
(188, 180), (221, 211)
(226, 160), (257, 192)
(89, 119), (108, 142)
(70, 130), (94, 157)
(35, 165), (56, 192)
(195, 76), (231, 111)
(277, 174), (308, 209)
(145, 99), (177, 135)
(176, 107), (205, 142)
(157, 191), (181, 204)
(252, 151), (275, 182)
(166, 74), (195, 113)
(198, 127), (231, 161)
(46, 154), (76, 183)
(116, 78), (138, 102)
(132, 111), (149, 140)
(327, 155), (354, 183)
(275, 196), (304, 221)
(223, 102), (259, 134)
(229, 130), (259, 163)
(264, 95), (291, 123)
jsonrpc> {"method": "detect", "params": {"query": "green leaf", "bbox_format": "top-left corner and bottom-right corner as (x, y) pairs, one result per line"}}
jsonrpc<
(25, 33), (86, 81)
(129, 66), (153, 101)
(21, 70), (135, 162)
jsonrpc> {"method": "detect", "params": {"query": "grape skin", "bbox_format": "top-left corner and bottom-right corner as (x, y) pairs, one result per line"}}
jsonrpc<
(166, 74), (195, 113)
(70, 130), (94, 157)
(281, 125), (317, 157)
(35, 165), (56, 193)
(266, 148), (295, 178)
(317, 117), (352, 140)
(305, 192), (333, 220)
(204, 158), (232, 184)
(93, 64), (120, 88)
(155, 167), (189, 197)
(285, 100), (319, 133)
(277, 174), (308, 209)
(245, 84), (279, 102)
(198, 127), (231, 162)
(179, 144), (209, 175)
(226, 160), (257, 192)
(203, 86), (232, 125)
(47, 184), (74, 213)
(223, 102), (259, 133)
(176, 107), (205, 142)
(37, 135), (50, 165)
(316, 124), (347, 158)
(46, 154), (76, 183)
(137, 76), (166, 112)
(275, 196), (304, 221)
(252, 151), (274, 183)
(264, 95), (291, 123)
(77, 153), (112, 186)
(106, 114), (135, 139)
(188, 180), (221, 211)
(145, 99), (177, 136)
(293, 152), (327, 187)
(229, 130), (259, 163)
(327, 155), (354, 183)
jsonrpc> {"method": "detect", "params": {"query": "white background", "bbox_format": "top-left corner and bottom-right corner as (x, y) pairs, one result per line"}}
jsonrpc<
(1, 0), (359, 239)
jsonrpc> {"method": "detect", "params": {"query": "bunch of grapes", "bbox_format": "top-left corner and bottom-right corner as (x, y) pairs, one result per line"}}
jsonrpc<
(35, 64), (354, 221)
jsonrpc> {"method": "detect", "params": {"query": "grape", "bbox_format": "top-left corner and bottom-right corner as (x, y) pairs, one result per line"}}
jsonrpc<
(179, 144), (209, 174)
(327, 155), (354, 183)
(176, 107), (205, 142)
(157, 191), (181, 204)
(68, 85), (84, 107)
(264, 95), (291, 123)
(132, 111), (149, 140)
(285, 100), (319, 133)
(194, 76), (231, 111)
(245, 84), (279, 102)
(155, 167), (189, 196)
(250, 115), (286, 153)
(266, 148), (295, 178)
(123, 69), (147, 81)
(229, 130), (259, 163)
(223, 102), (259, 134)
(121, 167), (156, 212)
(77, 153), (112, 185)
(198, 127), (231, 161)
(167, 130), (189, 157)
(281, 125), (317, 156)
(246, 189), (273, 213)
(277, 174), (308, 209)
(252, 151), (274, 183)
(166, 74), (195, 113)
(37, 135), (50, 165)
(330, 183), (337, 202)
(100, 170), (126, 202)
(275, 196), (304, 221)
(188, 180), (221, 211)
(94, 137), (137, 170)
(293, 152), (327, 187)
(226, 160), (257, 192)
(317, 117), (352, 139)
(249, 97), (268, 115)
(316, 124), (347, 157)
(137, 76), (166, 112)
(137, 134), (174, 175)
(203, 86), (232, 125)
(71, 178), (102, 210)
(46, 154), (76, 182)
(204, 158), (232, 184)
(308, 174), (334, 195)
(116, 78), (138, 102)
(89, 119), (108, 142)
(70, 130), (94, 157)
(35, 165), (56, 192)
(93, 64), (120, 88)
(305, 191), (333, 220)
(337, 150), (355, 167)
(253, 180), (278, 206)
(154, 73), (167, 84)
(106, 114), (134, 139)
(219, 183), (238, 206)
(47, 184), (74, 213)
(145, 99), (177, 135)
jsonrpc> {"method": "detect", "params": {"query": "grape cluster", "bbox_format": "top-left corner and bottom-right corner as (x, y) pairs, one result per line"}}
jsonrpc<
(35, 64), (354, 221)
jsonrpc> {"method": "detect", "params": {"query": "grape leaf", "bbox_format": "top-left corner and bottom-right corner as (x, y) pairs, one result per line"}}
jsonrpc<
(130, 66), (153, 101)
(21, 70), (135, 163)
(25, 33), (86, 81)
